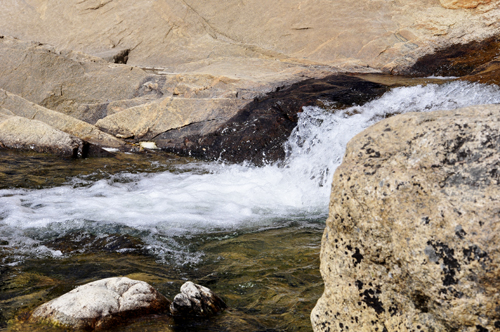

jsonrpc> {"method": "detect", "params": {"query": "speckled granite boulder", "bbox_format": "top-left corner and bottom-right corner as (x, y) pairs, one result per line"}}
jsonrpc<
(29, 277), (170, 330)
(312, 104), (500, 332)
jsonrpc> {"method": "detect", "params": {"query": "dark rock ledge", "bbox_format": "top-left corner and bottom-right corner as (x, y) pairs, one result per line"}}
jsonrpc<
(155, 75), (389, 165)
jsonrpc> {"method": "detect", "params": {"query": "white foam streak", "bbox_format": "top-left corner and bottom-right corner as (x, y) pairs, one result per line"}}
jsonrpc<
(1, 81), (499, 262)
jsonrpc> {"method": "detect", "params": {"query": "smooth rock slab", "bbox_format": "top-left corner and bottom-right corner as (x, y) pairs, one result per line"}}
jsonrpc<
(0, 116), (82, 157)
(170, 282), (227, 318)
(29, 277), (170, 330)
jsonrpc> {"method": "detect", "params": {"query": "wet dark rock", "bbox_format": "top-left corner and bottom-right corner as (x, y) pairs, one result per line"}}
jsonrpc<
(0, 310), (6, 329)
(157, 75), (388, 165)
(170, 282), (227, 318)
(464, 58), (500, 85)
(407, 36), (500, 77)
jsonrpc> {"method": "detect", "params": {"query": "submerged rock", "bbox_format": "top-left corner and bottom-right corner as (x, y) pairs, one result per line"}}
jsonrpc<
(29, 277), (170, 330)
(312, 104), (500, 331)
(42, 232), (146, 255)
(170, 282), (227, 318)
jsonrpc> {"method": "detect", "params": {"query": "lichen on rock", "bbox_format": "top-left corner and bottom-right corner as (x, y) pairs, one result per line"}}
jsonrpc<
(312, 104), (500, 331)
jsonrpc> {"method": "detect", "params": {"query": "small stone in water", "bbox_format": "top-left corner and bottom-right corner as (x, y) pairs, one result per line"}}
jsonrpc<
(139, 142), (158, 150)
(170, 281), (227, 318)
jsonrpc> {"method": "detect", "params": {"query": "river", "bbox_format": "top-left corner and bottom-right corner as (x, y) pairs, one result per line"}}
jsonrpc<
(1, 80), (499, 331)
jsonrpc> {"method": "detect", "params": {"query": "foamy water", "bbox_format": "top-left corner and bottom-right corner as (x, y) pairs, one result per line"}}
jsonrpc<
(1, 81), (499, 264)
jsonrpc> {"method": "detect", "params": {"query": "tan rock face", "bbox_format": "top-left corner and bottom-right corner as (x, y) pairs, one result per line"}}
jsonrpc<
(440, 0), (491, 9)
(0, 89), (123, 148)
(0, 116), (82, 156)
(95, 97), (247, 140)
(0, 1), (499, 159)
(0, 0), (498, 74)
(312, 105), (500, 332)
(0, 36), (150, 119)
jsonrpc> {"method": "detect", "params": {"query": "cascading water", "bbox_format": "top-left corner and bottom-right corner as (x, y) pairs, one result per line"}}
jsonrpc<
(1, 81), (499, 266)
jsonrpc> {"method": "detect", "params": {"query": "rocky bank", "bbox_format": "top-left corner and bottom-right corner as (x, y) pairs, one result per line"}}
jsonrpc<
(0, 0), (499, 162)
(312, 104), (500, 331)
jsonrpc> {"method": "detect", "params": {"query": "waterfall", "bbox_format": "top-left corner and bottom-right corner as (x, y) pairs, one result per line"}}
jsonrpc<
(1, 81), (499, 265)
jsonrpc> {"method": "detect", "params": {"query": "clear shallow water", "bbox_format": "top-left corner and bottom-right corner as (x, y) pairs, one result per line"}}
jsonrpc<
(1, 81), (499, 266)
(0, 80), (499, 331)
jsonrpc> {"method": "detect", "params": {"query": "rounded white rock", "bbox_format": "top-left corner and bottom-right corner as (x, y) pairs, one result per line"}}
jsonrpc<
(29, 277), (170, 330)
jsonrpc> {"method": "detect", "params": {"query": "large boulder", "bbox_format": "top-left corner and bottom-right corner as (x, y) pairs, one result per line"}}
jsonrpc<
(29, 277), (170, 330)
(312, 105), (500, 331)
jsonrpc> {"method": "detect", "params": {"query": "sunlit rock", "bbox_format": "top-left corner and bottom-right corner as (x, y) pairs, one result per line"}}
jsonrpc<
(0, 1), (499, 160)
(139, 141), (158, 150)
(0, 0), (498, 73)
(0, 115), (82, 157)
(312, 104), (500, 331)
(29, 277), (170, 330)
(170, 282), (227, 318)
(0, 87), (123, 149)
(440, 0), (491, 9)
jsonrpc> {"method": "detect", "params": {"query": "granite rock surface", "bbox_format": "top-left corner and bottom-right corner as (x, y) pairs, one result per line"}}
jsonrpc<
(312, 104), (500, 332)
(1, 0), (498, 73)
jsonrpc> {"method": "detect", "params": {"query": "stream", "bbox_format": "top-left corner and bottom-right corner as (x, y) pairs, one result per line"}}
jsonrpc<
(1, 79), (499, 331)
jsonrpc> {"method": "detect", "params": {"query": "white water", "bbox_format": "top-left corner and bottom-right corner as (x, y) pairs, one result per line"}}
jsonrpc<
(1, 81), (499, 264)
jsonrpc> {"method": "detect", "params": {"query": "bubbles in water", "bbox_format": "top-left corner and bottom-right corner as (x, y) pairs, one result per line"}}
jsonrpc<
(1, 81), (499, 263)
